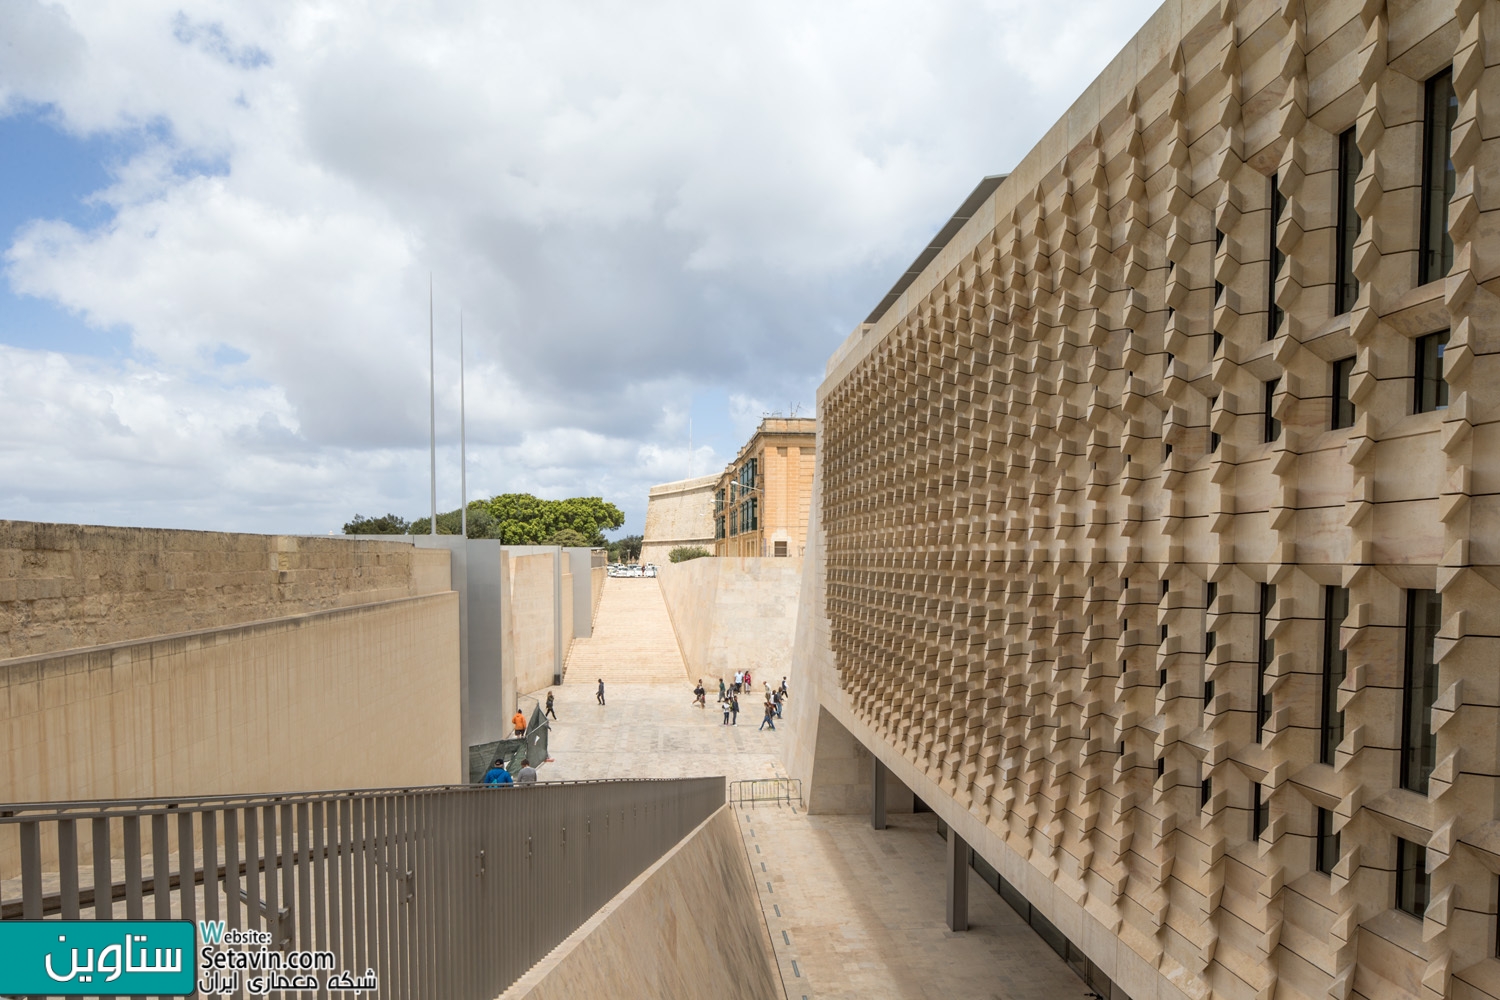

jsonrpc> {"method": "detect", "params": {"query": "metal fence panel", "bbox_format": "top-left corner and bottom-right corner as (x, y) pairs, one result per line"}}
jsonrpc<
(0, 778), (721, 999)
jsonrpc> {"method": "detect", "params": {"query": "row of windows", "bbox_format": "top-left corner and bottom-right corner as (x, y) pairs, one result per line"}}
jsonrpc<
(725, 498), (758, 536)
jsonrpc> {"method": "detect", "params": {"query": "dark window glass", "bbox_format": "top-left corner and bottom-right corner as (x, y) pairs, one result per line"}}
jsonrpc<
(1206, 581), (1217, 608)
(1213, 331), (1223, 356)
(1163, 441), (1173, 461)
(1332, 357), (1356, 429)
(1269, 174), (1285, 338)
(1397, 838), (1430, 917)
(1320, 586), (1350, 764)
(1316, 807), (1341, 874)
(1156, 756), (1165, 779)
(1257, 582), (1276, 740)
(1264, 379), (1282, 443)
(1253, 783), (1268, 840)
(1336, 127), (1363, 313)
(1158, 667), (1167, 687)
(1415, 331), (1450, 413)
(1214, 227), (1225, 304)
(1203, 679), (1215, 703)
(1205, 630), (1216, 656)
(1201, 774), (1212, 808)
(1210, 430), (1221, 452)
(1401, 589), (1442, 794)
(1421, 69), (1458, 284)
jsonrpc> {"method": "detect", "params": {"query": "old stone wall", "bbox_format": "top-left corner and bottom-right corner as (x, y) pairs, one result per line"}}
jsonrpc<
(799, 2), (1500, 1000)
(0, 520), (449, 660)
(657, 557), (802, 689)
(640, 474), (718, 566)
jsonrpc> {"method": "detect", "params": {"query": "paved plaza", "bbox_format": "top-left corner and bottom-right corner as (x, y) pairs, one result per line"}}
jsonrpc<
(526, 578), (1087, 999)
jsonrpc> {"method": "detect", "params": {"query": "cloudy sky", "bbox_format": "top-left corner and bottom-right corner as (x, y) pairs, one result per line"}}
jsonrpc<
(0, 0), (1158, 537)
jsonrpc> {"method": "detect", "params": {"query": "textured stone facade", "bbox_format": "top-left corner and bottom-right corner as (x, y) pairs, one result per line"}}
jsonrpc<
(805, 2), (1500, 1000)
(641, 474), (719, 566)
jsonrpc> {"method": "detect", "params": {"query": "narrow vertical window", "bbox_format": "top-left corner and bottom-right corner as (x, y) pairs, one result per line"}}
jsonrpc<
(1320, 586), (1350, 764)
(1420, 68), (1458, 284)
(1156, 756), (1165, 780)
(1415, 331), (1451, 413)
(1263, 378), (1281, 443)
(1316, 807), (1340, 874)
(1332, 357), (1356, 429)
(1200, 773), (1212, 808)
(1401, 590), (1442, 794)
(1269, 174), (1284, 338)
(1214, 227), (1225, 304)
(1257, 582), (1276, 740)
(1336, 127), (1363, 314)
(1252, 783), (1269, 840)
(1396, 838), (1430, 917)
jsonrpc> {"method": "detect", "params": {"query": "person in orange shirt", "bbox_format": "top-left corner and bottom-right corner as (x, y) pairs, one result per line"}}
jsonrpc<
(513, 710), (526, 736)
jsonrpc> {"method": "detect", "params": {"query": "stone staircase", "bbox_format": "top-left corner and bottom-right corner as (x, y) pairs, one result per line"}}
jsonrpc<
(561, 577), (691, 686)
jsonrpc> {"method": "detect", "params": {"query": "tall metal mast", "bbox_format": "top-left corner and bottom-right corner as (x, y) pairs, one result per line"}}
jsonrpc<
(429, 274), (437, 535)
(459, 308), (467, 539)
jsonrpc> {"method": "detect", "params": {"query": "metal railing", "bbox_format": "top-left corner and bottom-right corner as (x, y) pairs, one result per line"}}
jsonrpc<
(727, 778), (803, 810)
(0, 777), (723, 998)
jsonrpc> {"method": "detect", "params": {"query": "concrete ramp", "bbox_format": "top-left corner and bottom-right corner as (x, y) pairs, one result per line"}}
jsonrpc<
(561, 577), (690, 685)
(498, 806), (780, 1000)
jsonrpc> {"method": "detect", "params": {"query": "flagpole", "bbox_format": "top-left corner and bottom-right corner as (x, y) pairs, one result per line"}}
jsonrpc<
(429, 274), (437, 535)
(460, 308), (467, 539)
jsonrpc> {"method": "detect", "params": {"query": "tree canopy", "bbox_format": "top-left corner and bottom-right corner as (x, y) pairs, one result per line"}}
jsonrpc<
(346, 494), (625, 545)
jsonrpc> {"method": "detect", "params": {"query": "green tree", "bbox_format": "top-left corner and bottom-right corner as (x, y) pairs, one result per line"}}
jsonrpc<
(544, 528), (592, 547)
(343, 513), (411, 535)
(607, 534), (644, 562)
(481, 494), (625, 545)
(669, 546), (713, 563)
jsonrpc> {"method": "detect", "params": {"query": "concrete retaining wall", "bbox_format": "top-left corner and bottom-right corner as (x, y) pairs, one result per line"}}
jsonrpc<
(657, 557), (802, 689)
(0, 592), (462, 811)
(498, 805), (780, 1000)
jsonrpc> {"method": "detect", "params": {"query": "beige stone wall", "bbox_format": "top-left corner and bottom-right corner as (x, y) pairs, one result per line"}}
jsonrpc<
(714, 419), (816, 559)
(502, 550), (571, 704)
(799, 3), (1500, 1000)
(1, 592), (461, 807)
(0, 520), (449, 660)
(656, 557), (802, 689)
(497, 806), (780, 1000)
(640, 474), (719, 566)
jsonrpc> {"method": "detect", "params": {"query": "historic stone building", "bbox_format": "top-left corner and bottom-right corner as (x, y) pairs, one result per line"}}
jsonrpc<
(714, 417), (816, 558)
(787, 2), (1500, 1000)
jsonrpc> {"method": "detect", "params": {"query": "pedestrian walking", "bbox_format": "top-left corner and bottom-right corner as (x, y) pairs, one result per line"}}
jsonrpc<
(773, 688), (784, 719)
(516, 758), (538, 784)
(718, 678), (727, 702)
(721, 697), (731, 726)
(597, 679), (606, 706)
(779, 677), (788, 699)
(481, 759), (513, 785)
(693, 681), (706, 707)
(730, 695), (740, 725)
(733, 670), (743, 694)
(759, 699), (776, 731)
(512, 709), (527, 736)
(545, 691), (557, 721)
(744, 670), (752, 690)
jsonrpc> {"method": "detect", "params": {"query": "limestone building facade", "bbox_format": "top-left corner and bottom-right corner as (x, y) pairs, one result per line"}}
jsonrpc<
(714, 417), (816, 558)
(789, 2), (1500, 1000)
(641, 473), (719, 565)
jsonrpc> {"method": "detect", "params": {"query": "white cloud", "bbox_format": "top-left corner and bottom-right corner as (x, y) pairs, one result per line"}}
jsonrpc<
(0, 0), (1160, 534)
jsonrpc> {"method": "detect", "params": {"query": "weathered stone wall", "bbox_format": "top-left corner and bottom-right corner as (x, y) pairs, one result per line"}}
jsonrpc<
(502, 549), (572, 703)
(0, 520), (449, 660)
(497, 806), (780, 1000)
(640, 474), (718, 566)
(657, 557), (802, 689)
(798, 2), (1500, 1000)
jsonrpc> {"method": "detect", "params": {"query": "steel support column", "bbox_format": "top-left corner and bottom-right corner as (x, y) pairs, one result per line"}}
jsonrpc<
(871, 756), (888, 830)
(946, 825), (969, 932)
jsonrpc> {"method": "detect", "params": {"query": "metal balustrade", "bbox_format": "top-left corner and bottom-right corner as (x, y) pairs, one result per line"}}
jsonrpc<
(727, 778), (803, 810)
(0, 777), (724, 999)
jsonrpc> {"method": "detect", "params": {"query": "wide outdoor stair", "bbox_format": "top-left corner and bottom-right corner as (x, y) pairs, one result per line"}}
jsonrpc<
(562, 577), (690, 685)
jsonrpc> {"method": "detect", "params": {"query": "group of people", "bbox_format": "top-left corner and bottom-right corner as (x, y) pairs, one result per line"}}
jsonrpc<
(695, 672), (788, 730)
(482, 757), (537, 785)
